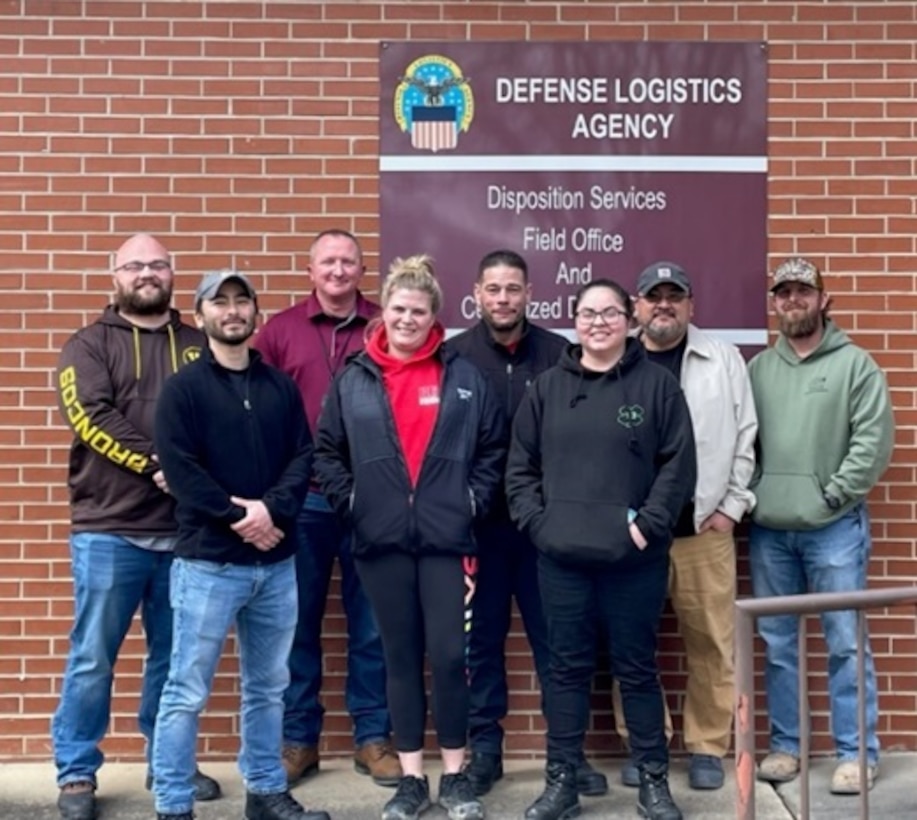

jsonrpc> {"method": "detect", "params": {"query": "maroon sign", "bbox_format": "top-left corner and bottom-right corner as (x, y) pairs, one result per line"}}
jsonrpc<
(380, 41), (768, 344)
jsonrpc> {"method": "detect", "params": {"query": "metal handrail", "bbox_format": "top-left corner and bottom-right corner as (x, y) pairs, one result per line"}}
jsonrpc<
(735, 586), (917, 820)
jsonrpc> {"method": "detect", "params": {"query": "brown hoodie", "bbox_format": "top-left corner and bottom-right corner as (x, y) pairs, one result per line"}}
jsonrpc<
(56, 305), (204, 535)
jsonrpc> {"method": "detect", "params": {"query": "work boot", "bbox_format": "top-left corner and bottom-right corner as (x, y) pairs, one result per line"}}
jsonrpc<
(354, 739), (402, 787)
(462, 751), (504, 796)
(524, 762), (581, 820)
(438, 772), (484, 820)
(382, 775), (431, 820)
(688, 754), (724, 790)
(57, 781), (96, 820)
(156, 814), (194, 820)
(637, 764), (682, 820)
(145, 768), (222, 801)
(575, 757), (607, 796)
(620, 755), (640, 788)
(244, 790), (330, 820)
(281, 745), (319, 785)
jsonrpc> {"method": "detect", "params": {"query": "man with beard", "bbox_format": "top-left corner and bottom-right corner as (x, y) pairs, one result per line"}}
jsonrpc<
(614, 261), (757, 791)
(748, 257), (893, 795)
(449, 250), (608, 798)
(53, 234), (220, 820)
(152, 271), (329, 820)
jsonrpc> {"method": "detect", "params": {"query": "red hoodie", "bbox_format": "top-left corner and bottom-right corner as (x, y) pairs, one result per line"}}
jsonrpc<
(365, 322), (445, 487)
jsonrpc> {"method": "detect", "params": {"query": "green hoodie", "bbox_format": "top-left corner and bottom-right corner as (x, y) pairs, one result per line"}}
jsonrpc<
(748, 319), (893, 530)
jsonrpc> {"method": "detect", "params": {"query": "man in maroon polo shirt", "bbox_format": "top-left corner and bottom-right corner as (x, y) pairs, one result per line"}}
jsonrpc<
(254, 229), (400, 788)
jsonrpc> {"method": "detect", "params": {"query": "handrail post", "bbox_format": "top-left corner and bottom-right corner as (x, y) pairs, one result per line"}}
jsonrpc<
(734, 586), (917, 820)
(734, 605), (756, 820)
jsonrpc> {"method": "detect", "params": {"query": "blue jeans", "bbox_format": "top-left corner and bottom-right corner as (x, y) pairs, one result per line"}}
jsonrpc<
(467, 521), (549, 754)
(152, 557), (297, 815)
(283, 491), (389, 748)
(52, 533), (173, 787)
(749, 504), (879, 764)
(538, 553), (670, 769)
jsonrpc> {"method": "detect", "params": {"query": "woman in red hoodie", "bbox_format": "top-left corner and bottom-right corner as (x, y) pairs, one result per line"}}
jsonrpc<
(314, 256), (506, 820)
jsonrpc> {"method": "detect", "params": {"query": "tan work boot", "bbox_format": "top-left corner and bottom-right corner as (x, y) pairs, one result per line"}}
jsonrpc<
(354, 739), (402, 787)
(757, 752), (800, 783)
(282, 744), (319, 785)
(830, 760), (878, 794)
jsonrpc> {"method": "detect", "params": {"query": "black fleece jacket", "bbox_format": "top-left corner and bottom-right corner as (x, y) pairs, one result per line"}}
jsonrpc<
(314, 345), (506, 558)
(153, 346), (313, 564)
(506, 337), (696, 567)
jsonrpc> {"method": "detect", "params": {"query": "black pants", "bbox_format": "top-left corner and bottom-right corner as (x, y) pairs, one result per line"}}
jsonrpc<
(538, 552), (669, 769)
(467, 520), (549, 754)
(356, 552), (471, 751)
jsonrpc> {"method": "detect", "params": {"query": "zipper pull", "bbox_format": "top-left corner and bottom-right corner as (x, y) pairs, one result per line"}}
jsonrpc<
(243, 398), (251, 410)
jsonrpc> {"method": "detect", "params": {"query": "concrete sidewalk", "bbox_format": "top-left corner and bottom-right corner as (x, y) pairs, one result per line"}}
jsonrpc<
(1, 755), (913, 819)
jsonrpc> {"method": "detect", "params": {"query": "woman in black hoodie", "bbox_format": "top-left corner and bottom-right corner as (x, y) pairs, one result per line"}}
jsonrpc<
(506, 279), (696, 820)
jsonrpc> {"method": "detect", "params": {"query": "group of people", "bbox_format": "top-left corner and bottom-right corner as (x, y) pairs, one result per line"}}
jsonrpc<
(51, 230), (894, 820)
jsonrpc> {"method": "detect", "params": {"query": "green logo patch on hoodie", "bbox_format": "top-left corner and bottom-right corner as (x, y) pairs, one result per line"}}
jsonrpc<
(617, 404), (645, 428)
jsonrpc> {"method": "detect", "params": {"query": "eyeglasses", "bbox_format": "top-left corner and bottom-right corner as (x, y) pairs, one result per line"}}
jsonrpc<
(641, 290), (688, 305)
(115, 259), (172, 274)
(574, 306), (628, 325)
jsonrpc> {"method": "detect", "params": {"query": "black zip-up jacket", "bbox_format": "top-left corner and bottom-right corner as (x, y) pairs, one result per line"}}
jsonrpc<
(449, 320), (567, 421)
(450, 319), (566, 522)
(314, 345), (506, 558)
(506, 337), (697, 567)
(57, 306), (204, 535)
(153, 346), (313, 564)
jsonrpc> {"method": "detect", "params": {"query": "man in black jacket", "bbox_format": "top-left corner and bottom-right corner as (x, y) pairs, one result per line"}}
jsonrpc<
(449, 250), (607, 798)
(152, 270), (328, 820)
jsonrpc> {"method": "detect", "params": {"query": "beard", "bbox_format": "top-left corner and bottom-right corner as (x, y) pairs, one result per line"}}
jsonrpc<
(481, 306), (524, 333)
(203, 317), (255, 346)
(643, 313), (686, 347)
(115, 280), (172, 316)
(778, 306), (822, 339)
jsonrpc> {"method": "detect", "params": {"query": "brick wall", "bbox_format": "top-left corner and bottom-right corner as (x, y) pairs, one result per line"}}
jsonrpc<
(1, 0), (915, 762)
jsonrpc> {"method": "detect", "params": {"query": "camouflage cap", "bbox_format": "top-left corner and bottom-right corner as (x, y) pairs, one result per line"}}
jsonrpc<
(770, 257), (824, 292)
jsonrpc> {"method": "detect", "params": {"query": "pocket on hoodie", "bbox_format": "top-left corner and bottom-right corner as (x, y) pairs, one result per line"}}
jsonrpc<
(533, 499), (633, 564)
(753, 472), (828, 529)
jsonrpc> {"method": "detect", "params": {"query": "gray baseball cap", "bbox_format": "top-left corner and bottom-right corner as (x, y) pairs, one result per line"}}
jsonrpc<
(636, 261), (692, 296)
(194, 269), (257, 311)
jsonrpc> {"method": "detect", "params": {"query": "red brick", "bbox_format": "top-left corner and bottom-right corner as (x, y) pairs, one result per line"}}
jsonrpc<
(2, 0), (916, 766)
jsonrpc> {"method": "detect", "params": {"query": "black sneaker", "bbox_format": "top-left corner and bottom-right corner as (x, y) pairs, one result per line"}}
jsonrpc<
(637, 765), (682, 820)
(57, 781), (97, 820)
(145, 768), (222, 802)
(245, 790), (330, 820)
(438, 772), (484, 820)
(382, 775), (431, 820)
(462, 751), (504, 796)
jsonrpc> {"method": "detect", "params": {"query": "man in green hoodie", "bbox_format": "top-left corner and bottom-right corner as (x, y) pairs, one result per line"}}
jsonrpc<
(748, 257), (894, 796)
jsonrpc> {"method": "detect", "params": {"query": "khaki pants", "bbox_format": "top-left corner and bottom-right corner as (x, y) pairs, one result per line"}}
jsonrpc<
(613, 529), (736, 757)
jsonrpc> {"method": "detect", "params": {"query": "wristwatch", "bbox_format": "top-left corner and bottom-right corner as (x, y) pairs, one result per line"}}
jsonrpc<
(823, 493), (842, 511)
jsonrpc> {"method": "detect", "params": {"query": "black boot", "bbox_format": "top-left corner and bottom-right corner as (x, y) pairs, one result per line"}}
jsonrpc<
(524, 762), (581, 820)
(574, 756), (608, 797)
(462, 751), (504, 796)
(637, 764), (682, 820)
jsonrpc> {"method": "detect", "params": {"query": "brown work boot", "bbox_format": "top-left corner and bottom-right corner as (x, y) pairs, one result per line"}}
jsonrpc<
(354, 739), (402, 787)
(281, 744), (319, 785)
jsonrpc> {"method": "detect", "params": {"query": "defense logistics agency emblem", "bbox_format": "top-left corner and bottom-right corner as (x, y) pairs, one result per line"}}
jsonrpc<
(395, 55), (473, 153)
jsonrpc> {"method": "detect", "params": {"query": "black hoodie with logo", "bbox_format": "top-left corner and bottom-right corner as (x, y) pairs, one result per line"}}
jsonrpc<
(506, 337), (696, 567)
